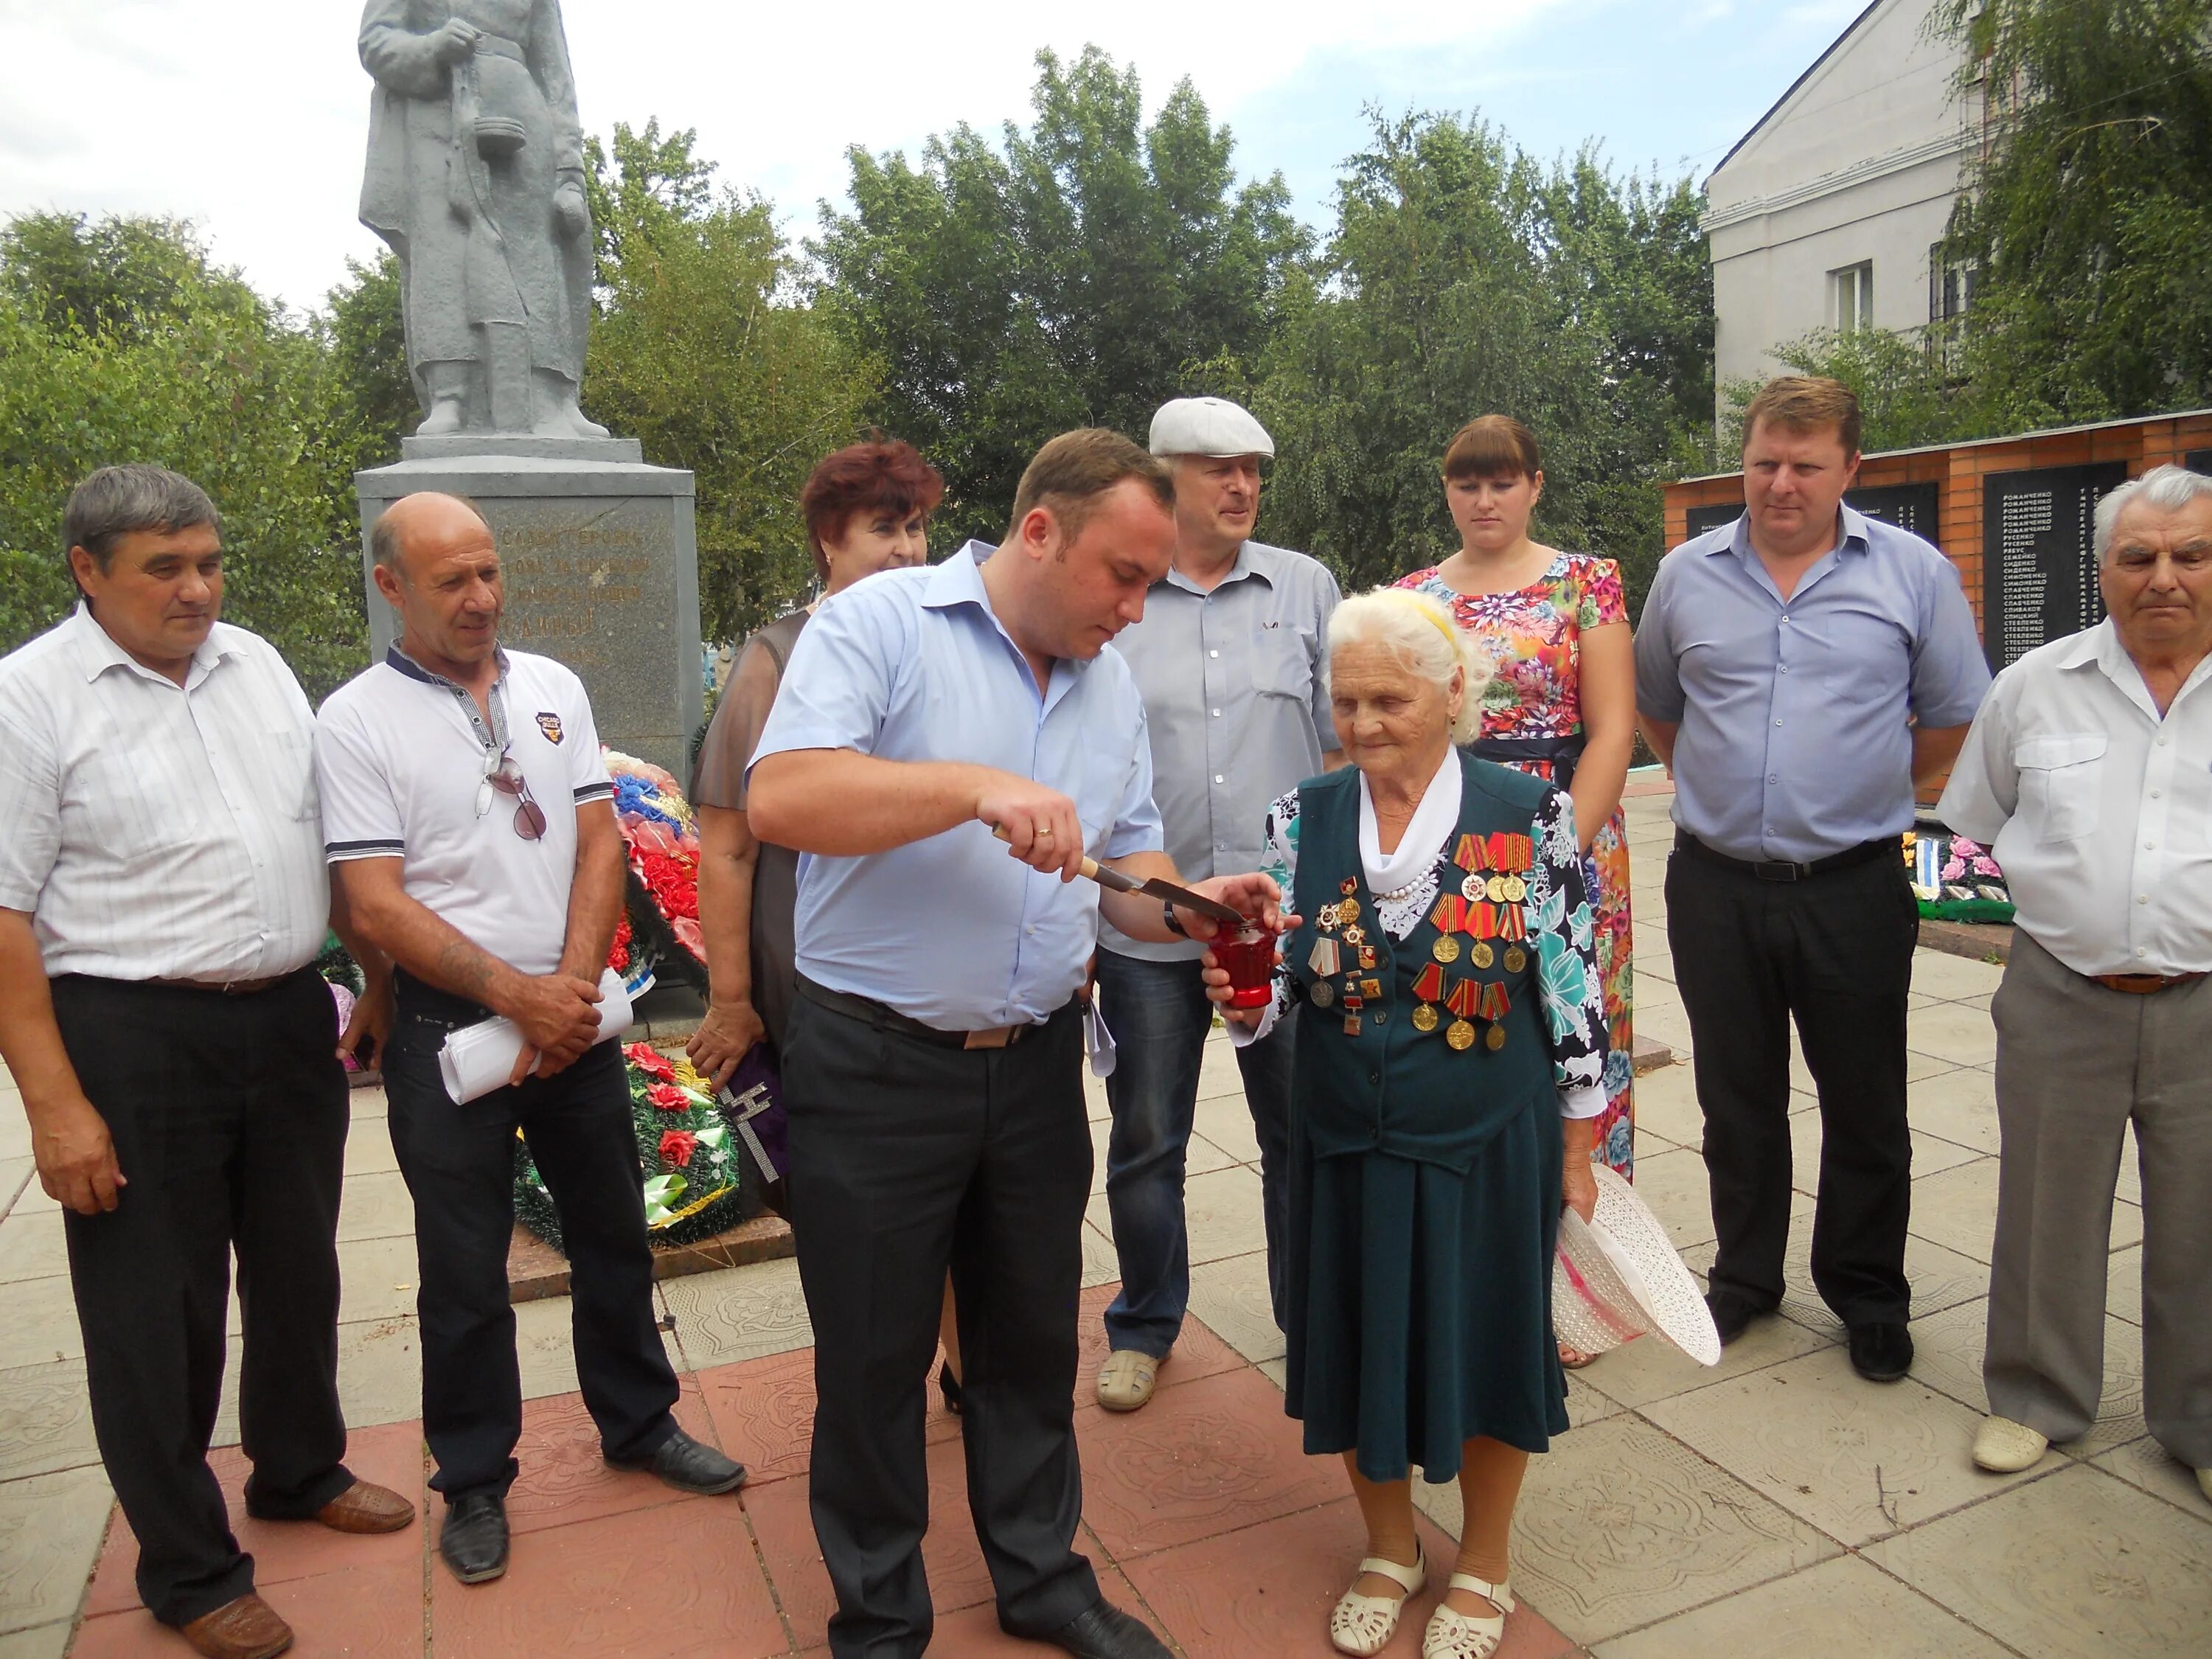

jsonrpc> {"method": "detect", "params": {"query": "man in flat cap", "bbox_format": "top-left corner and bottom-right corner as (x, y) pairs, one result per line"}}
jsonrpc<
(1090, 396), (1343, 1411)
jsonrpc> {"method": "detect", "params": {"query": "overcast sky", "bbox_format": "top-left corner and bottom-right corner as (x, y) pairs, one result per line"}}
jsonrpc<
(0, 0), (1871, 312)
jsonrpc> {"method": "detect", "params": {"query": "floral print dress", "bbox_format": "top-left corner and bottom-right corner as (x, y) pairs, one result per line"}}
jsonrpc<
(1396, 554), (1637, 1175)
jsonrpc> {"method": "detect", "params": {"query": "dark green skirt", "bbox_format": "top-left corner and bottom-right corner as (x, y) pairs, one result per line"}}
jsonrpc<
(1282, 1097), (1568, 1484)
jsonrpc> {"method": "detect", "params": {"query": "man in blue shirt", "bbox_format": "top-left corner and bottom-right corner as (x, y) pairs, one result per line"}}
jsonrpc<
(748, 428), (1284, 1659)
(1635, 378), (1989, 1383)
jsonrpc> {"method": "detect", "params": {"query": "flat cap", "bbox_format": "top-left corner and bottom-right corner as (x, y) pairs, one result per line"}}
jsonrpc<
(1148, 396), (1275, 460)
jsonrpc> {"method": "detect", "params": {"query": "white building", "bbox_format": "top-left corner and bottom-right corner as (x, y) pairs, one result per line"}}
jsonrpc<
(1702, 0), (1981, 421)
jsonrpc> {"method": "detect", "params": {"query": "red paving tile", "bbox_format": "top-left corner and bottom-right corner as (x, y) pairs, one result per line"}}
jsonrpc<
(1074, 1282), (1246, 1399)
(73, 1557), (428, 1659)
(428, 1495), (785, 1658)
(83, 1418), (429, 1616)
(1074, 1366), (1344, 1561)
(504, 1375), (721, 1536)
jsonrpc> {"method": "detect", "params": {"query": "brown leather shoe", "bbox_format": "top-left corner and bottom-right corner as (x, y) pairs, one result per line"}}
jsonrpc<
(179, 1593), (293, 1659)
(313, 1479), (416, 1534)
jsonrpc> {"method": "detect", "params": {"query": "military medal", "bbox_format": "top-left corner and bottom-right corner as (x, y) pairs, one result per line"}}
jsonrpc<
(1453, 833), (1484, 872)
(1339, 877), (1357, 896)
(1310, 978), (1335, 1007)
(1501, 874), (1528, 903)
(1317, 902), (1338, 931)
(1338, 898), (1360, 924)
(1470, 940), (1495, 969)
(1478, 981), (1510, 1021)
(1484, 873), (1508, 903)
(1343, 994), (1364, 1011)
(1357, 946), (1378, 970)
(1431, 934), (1460, 964)
(1410, 963), (1445, 1032)
(1343, 1015), (1363, 1037)
(1503, 945), (1527, 974)
(1360, 978), (1383, 1001)
(1461, 872), (1486, 901)
(1446, 1019), (1477, 1051)
(1484, 1023), (1506, 1051)
(1307, 937), (1341, 978)
(1342, 925), (1367, 947)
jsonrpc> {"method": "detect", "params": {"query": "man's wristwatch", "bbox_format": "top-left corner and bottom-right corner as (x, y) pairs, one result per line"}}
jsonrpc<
(1163, 899), (1188, 938)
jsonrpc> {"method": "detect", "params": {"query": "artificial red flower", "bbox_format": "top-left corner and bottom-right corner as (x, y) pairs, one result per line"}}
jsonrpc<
(658, 1129), (697, 1168)
(646, 1082), (691, 1113)
(608, 914), (633, 973)
(625, 1043), (675, 1082)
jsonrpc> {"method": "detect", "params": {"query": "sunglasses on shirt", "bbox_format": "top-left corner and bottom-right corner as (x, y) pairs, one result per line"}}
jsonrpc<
(476, 747), (548, 841)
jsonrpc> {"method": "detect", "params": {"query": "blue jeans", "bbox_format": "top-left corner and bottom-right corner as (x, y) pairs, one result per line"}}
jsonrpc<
(1095, 950), (1295, 1358)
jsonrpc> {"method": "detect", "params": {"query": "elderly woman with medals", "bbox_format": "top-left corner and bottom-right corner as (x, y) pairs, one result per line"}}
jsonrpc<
(1205, 588), (1605, 1659)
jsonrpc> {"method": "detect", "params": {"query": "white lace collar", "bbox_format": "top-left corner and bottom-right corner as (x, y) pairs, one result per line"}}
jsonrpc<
(1357, 748), (1460, 897)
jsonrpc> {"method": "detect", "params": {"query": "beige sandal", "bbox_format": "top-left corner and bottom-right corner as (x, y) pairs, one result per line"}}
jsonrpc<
(1329, 1545), (1425, 1655)
(1096, 1349), (1160, 1412)
(1423, 1572), (1512, 1659)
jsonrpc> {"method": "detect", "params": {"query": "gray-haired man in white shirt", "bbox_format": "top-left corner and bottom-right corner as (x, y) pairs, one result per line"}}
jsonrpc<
(1938, 464), (2212, 1500)
(0, 467), (413, 1659)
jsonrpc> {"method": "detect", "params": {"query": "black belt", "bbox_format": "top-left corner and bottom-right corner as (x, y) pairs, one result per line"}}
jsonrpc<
(796, 975), (1064, 1050)
(1674, 830), (1899, 883)
(1469, 734), (1587, 796)
(393, 968), (495, 1031)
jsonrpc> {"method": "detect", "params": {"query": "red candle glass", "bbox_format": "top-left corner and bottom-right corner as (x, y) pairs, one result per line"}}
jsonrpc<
(1213, 926), (1279, 1009)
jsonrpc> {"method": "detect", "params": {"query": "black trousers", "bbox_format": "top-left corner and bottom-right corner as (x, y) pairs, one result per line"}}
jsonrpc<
(52, 970), (355, 1628)
(785, 992), (1101, 1659)
(1666, 843), (1919, 1326)
(383, 975), (678, 1500)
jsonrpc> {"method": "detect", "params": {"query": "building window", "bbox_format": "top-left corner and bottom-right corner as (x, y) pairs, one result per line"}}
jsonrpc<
(1829, 262), (1874, 333)
(1929, 243), (1975, 322)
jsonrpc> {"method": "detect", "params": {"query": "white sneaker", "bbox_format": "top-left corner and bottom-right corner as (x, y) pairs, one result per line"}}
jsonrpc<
(1096, 1349), (1160, 1412)
(1972, 1414), (2049, 1472)
(1329, 1546), (1425, 1656)
(1424, 1572), (1512, 1659)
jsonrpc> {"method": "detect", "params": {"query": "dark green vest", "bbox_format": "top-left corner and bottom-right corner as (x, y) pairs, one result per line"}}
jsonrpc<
(1287, 753), (1554, 1174)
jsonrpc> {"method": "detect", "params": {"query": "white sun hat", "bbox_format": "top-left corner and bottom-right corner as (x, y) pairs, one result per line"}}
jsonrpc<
(1148, 396), (1276, 459)
(1553, 1164), (1722, 1366)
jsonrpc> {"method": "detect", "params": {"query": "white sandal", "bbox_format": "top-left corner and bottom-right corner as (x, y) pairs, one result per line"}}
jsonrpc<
(1422, 1572), (1513, 1659)
(1329, 1545), (1426, 1655)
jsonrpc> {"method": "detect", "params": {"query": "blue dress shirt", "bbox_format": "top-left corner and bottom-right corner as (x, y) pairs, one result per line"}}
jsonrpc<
(1634, 507), (1990, 863)
(748, 543), (1165, 1030)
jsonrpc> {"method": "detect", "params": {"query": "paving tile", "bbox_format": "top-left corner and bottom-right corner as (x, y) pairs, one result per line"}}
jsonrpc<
(338, 1234), (430, 1324)
(1909, 952), (2007, 1001)
(1865, 1462), (2212, 1659)
(0, 1276), (83, 1367)
(1090, 1164), (1266, 1272)
(512, 1294), (684, 1404)
(1627, 1062), (1703, 1151)
(1194, 1038), (1247, 1106)
(1124, 1494), (1580, 1659)
(1257, 1357), (1287, 1391)
(1596, 1554), (2012, 1658)
(1085, 1073), (1110, 1124)
(0, 1158), (32, 1224)
(921, 1560), (1164, 1656)
(1907, 1065), (2000, 1156)
(503, 1377), (720, 1537)
(1085, 1116), (1234, 1196)
(1508, 1413), (1835, 1645)
(1786, 1114), (1980, 1197)
(0, 1359), (98, 1483)
(1905, 1158), (2000, 1263)
(1907, 1298), (2146, 1456)
(349, 1085), (389, 1120)
(336, 1169), (419, 1242)
(2106, 1245), (2141, 1327)
(1192, 1094), (1262, 1164)
(742, 1430), (1006, 1649)
(1632, 1003), (1696, 1060)
(0, 1111), (30, 1162)
(660, 1256), (813, 1371)
(0, 1463), (113, 1633)
(1768, 1207), (1992, 1335)
(1905, 1003), (1997, 1068)
(344, 1114), (401, 1176)
(1184, 1251), (1284, 1366)
(336, 1314), (424, 1430)
(7, 1170), (56, 1215)
(430, 1495), (785, 1658)
(0, 1623), (70, 1659)
(2090, 1437), (2212, 1519)
(1074, 1366), (1343, 1560)
(1644, 1346), (2040, 1545)
(1573, 1309), (1834, 1421)
(0, 1210), (66, 1285)
(1077, 1281), (1244, 1402)
(698, 1346), (822, 1489)
(1621, 1146), (1714, 1251)
(1902, 1050), (1964, 1084)
(1079, 1220), (1121, 1290)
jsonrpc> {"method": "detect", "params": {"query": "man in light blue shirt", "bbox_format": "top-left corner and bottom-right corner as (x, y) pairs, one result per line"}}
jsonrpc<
(1636, 377), (1989, 1385)
(748, 429), (1282, 1659)
(1090, 396), (1341, 1412)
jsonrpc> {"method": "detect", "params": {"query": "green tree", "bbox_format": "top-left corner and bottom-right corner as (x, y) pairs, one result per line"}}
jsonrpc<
(583, 122), (878, 642)
(0, 213), (366, 697)
(815, 47), (1312, 549)
(1936, 0), (2212, 422)
(320, 250), (414, 475)
(1254, 115), (1712, 614)
(1717, 324), (1992, 454)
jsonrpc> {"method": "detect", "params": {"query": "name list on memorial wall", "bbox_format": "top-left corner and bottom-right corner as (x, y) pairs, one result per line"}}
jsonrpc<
(1683, 482), (1941, 547)
(1981, 462), (2128, 670)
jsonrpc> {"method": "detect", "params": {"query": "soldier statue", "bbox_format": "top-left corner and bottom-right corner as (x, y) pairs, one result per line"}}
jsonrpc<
(359, 1), (608, 439)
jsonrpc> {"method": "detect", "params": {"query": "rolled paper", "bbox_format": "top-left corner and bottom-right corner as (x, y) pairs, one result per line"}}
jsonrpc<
(437, 968), (634, 1105)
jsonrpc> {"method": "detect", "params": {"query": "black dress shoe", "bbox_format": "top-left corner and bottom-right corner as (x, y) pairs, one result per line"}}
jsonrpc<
(939, 1360), (964, 1416)
(607, 1427), (748, 1495)
(1705, 1288), (1769, 1347)
(1028, 1600), (1170, 1659)
(439, 1492), (508, 1585)
(1848, 1321), (1914, 1382)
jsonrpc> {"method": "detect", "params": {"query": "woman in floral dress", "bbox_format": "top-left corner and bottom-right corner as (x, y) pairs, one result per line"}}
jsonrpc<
(1397, 416), (1637, 1217)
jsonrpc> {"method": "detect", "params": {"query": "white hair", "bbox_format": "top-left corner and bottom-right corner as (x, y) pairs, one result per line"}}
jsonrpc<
(1327, 588), (1492, 745)
(2095, 464), (2212, 561)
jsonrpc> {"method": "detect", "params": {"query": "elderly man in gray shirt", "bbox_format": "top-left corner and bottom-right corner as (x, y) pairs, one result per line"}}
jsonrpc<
(1635, 377), (1989, 1385)
(1091, 397), (1342, 1412)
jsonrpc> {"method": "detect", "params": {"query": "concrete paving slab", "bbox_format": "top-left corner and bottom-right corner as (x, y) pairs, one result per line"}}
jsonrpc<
(334, 1314), (422, 1430)
(1629, 1062), (1704, 1150)
(658, 1255), (812, 1371)
(0, 1622), (70, 1659)
(0, 1463), (111, 1635)
(1184, 1248), (1284, 1366)
(0, 1276), (82, 1368)
(1080, 1218), (1121, 1288)
(1908, 1298), (2146, 1457)
(2106, 1245), (2141, 1327)
(1905, 1003), (1998, 1068)
(1571, 1307), (1832, 1412)
(0, 1360), (97, 1484)
(1644, 1346), (2042, 1545)
(1772, 1211), (1992, 1334)
(1865, 1462), (2212, 1659)
(1909, 953), (2008, 1001)
(2090, 1437), (2212, 1520)
(0, 1211), (65, 1286)
(335, 1233), (426, 1324)
(1596, 1554), (2013, 1659)
(1091, 1163), (1267, 1272)
(1192, 1088), (1263, 1164)
(0, 1160), (30, 1225)
(346, 1084), (388, 1121)
(1509, 1412), (1836, 1645)
(1907, 1065), (1999, 1156)
(1625, 1146), (1716, 1251)
(340, 1115), (399, 1176)
(333, 1169), (417, 1242)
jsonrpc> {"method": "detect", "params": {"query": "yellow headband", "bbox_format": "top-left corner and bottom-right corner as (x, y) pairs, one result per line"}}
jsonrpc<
(1381, 591), (1462, 658)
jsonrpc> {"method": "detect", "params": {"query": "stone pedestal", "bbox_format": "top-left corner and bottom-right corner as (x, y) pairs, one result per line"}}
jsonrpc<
(356, 440), (703, 781)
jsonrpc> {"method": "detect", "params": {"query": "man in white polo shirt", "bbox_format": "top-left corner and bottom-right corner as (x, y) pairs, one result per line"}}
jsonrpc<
(315, 492), (745, 1588)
